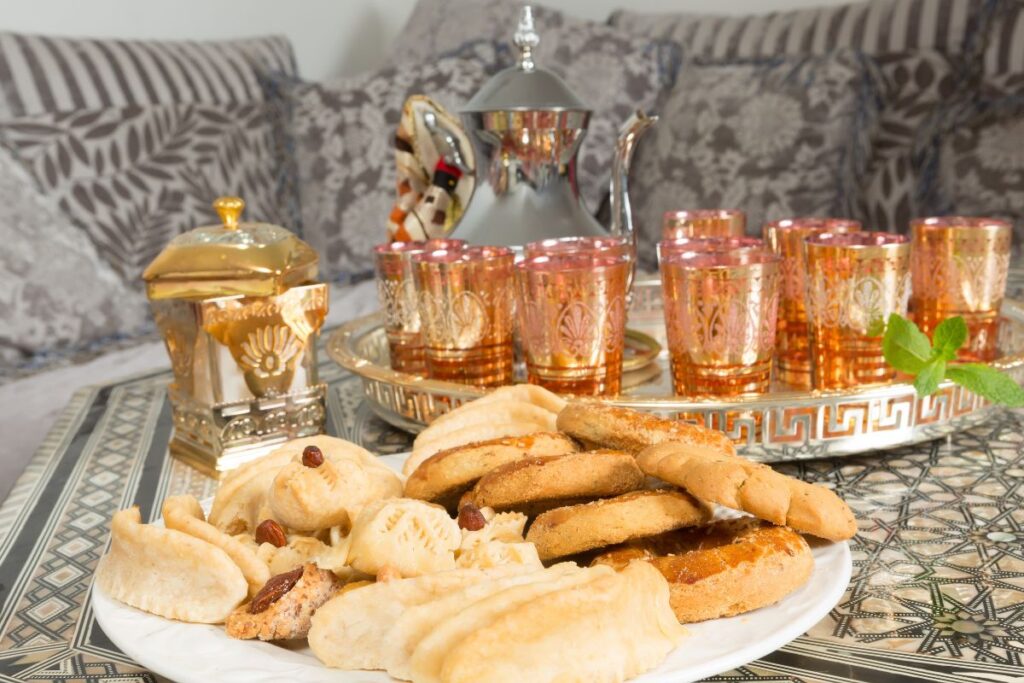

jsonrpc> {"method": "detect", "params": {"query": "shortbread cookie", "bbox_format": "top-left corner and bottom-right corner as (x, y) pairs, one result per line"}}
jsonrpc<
(526, 489), (712, 560)
(401, 421), (548, 475)
(471, 383), (568, 414)
(637, 441), (857, 541)
(208, 450), (292, 534)
(96, 507), (247, 623)
(309, 565), (532, 670)
(455, 540), (542, 570)
(243, 532), (351, 575)
(346, 498), (461, 578)
(162, 495), (270, 596)
(460, 450), (644, 514)
(269, 436), (402, 531)
(225, 563), (341, 640)
(383, 564), (578, 680)
(556, 402), (737, 456)
(404, 432), (577, 508)
(438, 562), (684, 683)
(457, 509), (527, 553)
(593, 518), (814, 623)
(408, 565), (609, 683)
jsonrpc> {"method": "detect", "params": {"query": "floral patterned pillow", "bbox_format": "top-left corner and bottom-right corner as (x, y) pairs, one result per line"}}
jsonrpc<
(0, 102), (289, 287)
(390, 0), (680, 214)
(922, 73), (1024, 249)
(0, 147), (150, 372)
(627, 51), (879, 269)
(282, 43), (505, 280)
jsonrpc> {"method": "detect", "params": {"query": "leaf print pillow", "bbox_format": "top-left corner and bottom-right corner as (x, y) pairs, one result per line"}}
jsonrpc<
(0, 102), (289, 287)
(627, 51), (880, 270)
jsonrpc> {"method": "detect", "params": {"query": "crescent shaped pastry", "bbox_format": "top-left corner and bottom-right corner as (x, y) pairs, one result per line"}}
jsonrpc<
(438, 562), (685, 683)
(162, 495), (271, 597)
(308, 565), (530, 670)
(96, 507), (247, 624)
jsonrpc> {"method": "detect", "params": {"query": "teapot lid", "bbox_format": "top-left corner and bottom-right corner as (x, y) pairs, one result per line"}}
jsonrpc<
(142, 196), (319, 300)
(462, 5), (588, 113)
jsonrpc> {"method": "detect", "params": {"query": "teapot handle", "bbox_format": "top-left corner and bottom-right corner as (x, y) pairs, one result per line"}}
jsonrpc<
(609, 111), (657, 258)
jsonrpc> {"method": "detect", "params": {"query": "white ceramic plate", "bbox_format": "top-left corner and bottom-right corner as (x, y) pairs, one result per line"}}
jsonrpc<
(92, 452), (852, 683)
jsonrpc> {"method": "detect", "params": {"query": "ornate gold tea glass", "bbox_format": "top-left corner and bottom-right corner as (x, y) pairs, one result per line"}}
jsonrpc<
(515, 252), (630, 395)
(659, 250), (780, 396)
(662, 209), (746, 241)
(413, 245), (515, 387)
(910, 216), (1012, 361)
(374, 238), (465, 373)
(524, 235), (633, 259)
(657, 236), (764, 262)
(805, 232), (911, 389)
(763, 218), (862, 387)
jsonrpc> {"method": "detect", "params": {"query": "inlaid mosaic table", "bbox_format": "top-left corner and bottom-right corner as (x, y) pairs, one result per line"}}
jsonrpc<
(1, 346), (1022, 682)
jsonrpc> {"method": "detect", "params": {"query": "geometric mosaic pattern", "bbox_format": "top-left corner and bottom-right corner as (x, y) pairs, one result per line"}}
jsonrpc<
(1, 342), (1023, 681)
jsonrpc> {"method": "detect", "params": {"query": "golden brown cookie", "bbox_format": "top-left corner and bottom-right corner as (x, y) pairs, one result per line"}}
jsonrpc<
(556, 402), (737, 456)
(460, 450), (644, 514)
(592, 518), (814, 623)
(404, 432), (577, 509)
(225, 563), (342, 640)
(636, 441), (857, 541)
(525, 490), (712, 561)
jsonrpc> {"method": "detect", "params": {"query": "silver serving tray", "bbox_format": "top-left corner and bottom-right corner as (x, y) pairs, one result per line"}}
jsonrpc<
(327, 278), (1024, 462)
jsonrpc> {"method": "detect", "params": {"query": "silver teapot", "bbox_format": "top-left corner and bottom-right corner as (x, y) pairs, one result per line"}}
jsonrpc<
(448, 6), (656, 254)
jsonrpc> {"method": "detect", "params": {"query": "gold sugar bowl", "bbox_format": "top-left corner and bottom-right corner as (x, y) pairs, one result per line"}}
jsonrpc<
(143, 196), (329, 477)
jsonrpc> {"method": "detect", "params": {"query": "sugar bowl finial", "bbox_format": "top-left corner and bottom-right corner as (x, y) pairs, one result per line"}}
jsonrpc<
(514, 5), (539, 72)
(214, 196), (245, 231)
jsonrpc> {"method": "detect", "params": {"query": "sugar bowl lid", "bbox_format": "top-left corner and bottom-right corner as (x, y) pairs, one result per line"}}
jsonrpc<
(462, 5), (588, 113)
(142, 196), (319, 300)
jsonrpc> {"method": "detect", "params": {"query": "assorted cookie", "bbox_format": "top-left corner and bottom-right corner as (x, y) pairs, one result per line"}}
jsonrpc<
(96, 395), (856, 683)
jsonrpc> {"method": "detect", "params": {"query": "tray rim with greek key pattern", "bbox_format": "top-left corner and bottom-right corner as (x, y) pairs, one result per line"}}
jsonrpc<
(326, 298), (1024, 462)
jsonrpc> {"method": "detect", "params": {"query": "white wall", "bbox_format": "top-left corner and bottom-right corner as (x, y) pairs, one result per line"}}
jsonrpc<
(2, 0), (853, 82)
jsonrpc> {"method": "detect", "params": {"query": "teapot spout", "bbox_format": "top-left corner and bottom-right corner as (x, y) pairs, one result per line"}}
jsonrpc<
(609, 111), (657, 252)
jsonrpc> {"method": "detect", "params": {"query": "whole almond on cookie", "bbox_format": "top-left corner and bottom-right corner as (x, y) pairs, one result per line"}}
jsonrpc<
(302, 445), (325, 468)
(255, 519), (287, 548)
(249, 567), (303, 614)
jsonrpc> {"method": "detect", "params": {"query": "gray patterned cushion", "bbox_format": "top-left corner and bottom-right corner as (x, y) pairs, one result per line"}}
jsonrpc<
(391, 0), (680, 213)
(923, 73), (1024, 247)
(0, 102), (288, 286)
(982, 1), (1024, 89)
(0, 32), (296, 117)
(611, 0), (984, 234)
(609, 0), (978, 59)
(283, 43), (505, 281)
(628, 51), (878, 270)
(859, 51), (958, 232)
(0, 147), (149, 369)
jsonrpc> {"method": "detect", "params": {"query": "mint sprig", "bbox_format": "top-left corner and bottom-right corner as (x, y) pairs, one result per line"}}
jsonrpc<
(882, 313), (1024, 407)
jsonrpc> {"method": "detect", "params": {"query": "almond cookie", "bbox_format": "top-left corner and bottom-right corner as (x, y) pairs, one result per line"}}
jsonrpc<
(592, 518), (814, 623)
(96, 507), (247, 623)
(208, 450), (292, 534)
(346, 498), (462, 578)
(525, 489), (712, 560)
(556, 402), (737, 456)
(460, 450), (644, 514)
(268, 436), (402, 531)
(404, 432), (577, 509)
(226, 563), (342, 640)
(637, 441), (857, 541)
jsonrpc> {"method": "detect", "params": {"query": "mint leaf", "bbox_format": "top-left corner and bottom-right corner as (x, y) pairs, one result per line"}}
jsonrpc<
(883, 314), (933, 374)
(914, 359), (946, 396)
(933, 316), (968, 361)
(947, 364), (1024, 408)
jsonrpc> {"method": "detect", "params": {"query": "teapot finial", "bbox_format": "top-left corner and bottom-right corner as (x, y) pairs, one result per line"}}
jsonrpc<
(514, 5), (539, 72)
